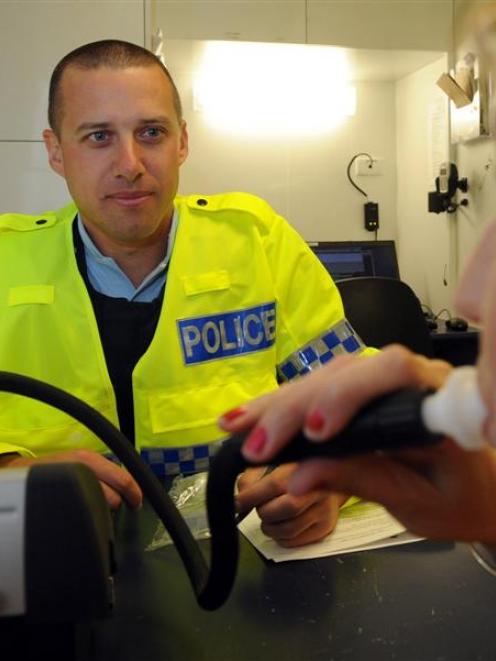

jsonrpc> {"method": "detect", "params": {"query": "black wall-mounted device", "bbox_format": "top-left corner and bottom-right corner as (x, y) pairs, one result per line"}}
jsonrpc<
(428, 162), (468, 214)
(364, 201), (379, 231)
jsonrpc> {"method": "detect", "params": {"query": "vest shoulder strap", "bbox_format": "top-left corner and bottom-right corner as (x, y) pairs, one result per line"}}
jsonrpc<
(0, 202), (77, 234)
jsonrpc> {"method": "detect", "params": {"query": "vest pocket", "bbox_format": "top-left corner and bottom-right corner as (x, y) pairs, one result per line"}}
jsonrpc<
(147, 377), (276, 435)
(181, 271), (231, 296)
(8, 285), (54, 306)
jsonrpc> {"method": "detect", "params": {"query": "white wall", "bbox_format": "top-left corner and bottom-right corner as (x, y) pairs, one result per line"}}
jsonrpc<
(455, 139), (496, 272)
(395, 55), (452, 312)
(168, 41), (398, 242)
(453, 0), (496, 275)
(0, 0), (145, 213)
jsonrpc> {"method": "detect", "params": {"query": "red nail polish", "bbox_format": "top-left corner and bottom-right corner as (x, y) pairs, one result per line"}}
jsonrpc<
(223, 406), (246, 422)
(244, 427), (268, 455)
(306, 409), (326, 432)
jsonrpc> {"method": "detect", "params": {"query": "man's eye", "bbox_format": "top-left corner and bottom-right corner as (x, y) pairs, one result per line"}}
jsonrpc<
(142, 127), (163, 139)
(89, 131), (109, 142)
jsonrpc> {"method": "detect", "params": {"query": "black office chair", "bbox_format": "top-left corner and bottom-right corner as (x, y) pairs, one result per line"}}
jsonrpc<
(335, 277), (434, 357)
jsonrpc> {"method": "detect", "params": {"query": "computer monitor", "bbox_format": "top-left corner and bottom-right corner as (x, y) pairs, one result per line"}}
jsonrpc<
(308, 240), (400, 281)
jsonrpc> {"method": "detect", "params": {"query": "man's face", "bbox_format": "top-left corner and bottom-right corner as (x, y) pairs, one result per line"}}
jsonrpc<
(454, 220), (496, 439)
(43, 65), (188, 250)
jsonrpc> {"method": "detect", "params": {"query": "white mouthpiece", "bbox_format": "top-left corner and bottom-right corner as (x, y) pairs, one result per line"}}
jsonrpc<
(422, 366), (488, 450)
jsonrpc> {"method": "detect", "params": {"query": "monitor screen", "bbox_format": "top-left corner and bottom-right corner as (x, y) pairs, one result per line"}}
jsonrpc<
(308, 240), (400, 281)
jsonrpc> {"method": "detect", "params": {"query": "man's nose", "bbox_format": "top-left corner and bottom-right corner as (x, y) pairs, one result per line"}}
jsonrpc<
(113, 139), (145, 181)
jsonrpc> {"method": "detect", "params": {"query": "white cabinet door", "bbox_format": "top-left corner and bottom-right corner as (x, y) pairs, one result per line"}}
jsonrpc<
(153, 0), (305, 44)
(0, 0), (144, 141)
(307, 0), (452, 51)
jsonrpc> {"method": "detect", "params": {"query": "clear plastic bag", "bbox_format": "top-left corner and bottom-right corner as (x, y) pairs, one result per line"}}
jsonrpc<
(146, 472), (210, 551)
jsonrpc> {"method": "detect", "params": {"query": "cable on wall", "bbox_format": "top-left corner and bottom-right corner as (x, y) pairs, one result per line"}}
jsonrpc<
(346, 152), (372, 198)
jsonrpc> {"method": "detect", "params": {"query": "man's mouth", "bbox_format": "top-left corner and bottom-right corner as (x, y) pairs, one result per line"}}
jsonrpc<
(106, 191), (154, 206)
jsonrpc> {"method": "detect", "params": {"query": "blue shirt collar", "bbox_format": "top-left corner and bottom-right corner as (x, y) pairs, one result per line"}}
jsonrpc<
(77, 208), (178, 302)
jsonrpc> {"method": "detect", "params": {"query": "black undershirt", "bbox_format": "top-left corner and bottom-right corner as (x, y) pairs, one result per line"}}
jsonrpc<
(73, 221), (164, 443)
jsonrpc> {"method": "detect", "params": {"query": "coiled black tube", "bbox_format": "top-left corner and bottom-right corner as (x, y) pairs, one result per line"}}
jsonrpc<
(0, 371), (244, 610)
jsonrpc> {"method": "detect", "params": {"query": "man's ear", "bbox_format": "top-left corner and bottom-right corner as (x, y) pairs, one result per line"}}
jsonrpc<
(42, 129), (65, 178)
(178, 120), (189, 166)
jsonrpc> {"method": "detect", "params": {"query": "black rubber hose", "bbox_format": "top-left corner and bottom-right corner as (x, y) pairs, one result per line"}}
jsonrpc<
(0, 371), (241, 610)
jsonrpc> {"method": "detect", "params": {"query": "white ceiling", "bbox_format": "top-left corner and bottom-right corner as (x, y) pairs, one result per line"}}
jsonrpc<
(345, 48), (445, 83)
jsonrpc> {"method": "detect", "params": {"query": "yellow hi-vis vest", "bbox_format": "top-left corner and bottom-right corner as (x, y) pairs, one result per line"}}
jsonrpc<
(0, 192), (365, 459)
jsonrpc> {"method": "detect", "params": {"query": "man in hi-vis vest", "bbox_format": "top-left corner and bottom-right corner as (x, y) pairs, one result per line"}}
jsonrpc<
(0, 40), (373, 547)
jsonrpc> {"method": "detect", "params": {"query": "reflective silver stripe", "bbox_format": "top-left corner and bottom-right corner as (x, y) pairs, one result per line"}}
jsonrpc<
(277, 318), (365, 381)
(0, 468), (28, 616)
(106, 441), (224, 478)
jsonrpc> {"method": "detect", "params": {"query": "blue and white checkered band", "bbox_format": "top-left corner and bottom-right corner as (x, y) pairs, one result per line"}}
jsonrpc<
(106, 441), (224, 479)
(177, 302), (276, 365)
(277, 319), (365, 381)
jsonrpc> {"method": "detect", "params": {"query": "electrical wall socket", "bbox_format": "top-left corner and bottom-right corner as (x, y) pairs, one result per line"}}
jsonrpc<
(355, 157), (383, 176)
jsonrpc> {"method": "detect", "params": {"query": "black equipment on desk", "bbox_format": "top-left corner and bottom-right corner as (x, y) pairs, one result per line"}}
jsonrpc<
(431, 320), (479, 366)
(23, 464), (113, 619)
(0, 373), (441, 613)
(0, 462), (113, 621)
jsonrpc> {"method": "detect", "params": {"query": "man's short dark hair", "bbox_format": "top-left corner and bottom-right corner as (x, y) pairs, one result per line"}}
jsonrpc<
(48, 39), (183, 135)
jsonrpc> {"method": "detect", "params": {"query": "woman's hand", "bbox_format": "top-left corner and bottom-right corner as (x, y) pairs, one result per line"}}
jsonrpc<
(219, 346), (496, 545)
